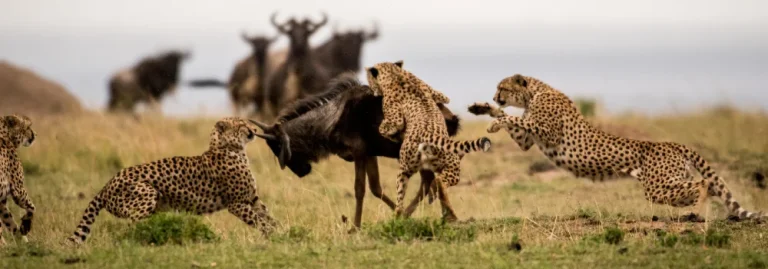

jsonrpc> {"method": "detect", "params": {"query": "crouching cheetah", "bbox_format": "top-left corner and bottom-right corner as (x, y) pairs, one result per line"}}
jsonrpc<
(366, 61), (491, 221)
(474, 74), (763, 220)
(68, 117), (276, 244)
(0, 115), (37, 244)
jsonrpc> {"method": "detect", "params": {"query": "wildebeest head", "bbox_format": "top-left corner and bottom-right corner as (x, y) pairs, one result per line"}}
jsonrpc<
(329, 22), (379, 72)
(249, 120), (310, 176)
(241, 32), (278, 60)
(271, 12), (328, 54)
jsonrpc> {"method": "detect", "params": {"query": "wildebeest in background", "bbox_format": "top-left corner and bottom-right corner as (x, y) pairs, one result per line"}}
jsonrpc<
(313, 22), (379, 78)
(189, 33), (277, 117)
(251, 74), (462, 229)
(263, 12), (331, 120)
(266, 22), (380, 82)
(107, 50), (190, 113)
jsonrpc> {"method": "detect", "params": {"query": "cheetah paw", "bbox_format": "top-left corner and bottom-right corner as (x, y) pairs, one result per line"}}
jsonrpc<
(487, 122), (502, 133)
(468, 102), (493, 115)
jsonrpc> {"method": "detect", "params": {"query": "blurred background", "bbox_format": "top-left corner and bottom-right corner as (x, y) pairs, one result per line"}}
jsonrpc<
(1, 0), (766, 117)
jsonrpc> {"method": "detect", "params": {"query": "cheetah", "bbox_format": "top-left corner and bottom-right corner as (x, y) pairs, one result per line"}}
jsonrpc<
(366, 61), (491, 221)
(67, 117), (276, 244)
(0, 115), (37, 245)
(473, 74), (764, 220)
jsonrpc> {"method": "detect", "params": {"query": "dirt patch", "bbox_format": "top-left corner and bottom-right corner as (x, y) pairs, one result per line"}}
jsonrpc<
(0, 61), (83, 115)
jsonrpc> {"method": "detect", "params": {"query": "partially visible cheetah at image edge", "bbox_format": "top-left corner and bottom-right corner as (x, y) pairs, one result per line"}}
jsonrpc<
(68, 117), (276, 244)
(366, 61), (491, 221)
(472, 74), (763, 220)
(0, 115), (37, 245)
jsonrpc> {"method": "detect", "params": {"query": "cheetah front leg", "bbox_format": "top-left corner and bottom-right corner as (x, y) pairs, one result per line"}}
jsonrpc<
(380, 103), (405, 142)
(469, 102), (534, 151)
(227, 202), (275, 236)
(488, 116), (557, 146)
(0, 198), (24, 242)
(10, 186), (35, 238)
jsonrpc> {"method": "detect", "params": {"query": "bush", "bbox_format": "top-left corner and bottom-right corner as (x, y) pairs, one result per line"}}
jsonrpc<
(366, 218), (476, 243)
(123, 212), (218, 245)
(574, 98), (598, 118)
(603, 227), (624, 245)
(705, 229), (731, 248)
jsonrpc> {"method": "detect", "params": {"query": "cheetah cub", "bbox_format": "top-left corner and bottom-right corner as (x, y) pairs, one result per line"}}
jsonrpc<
(68, 117), (276, 244)
(366, 61), (491, 221)
(0, 115), (37, 244)
(473, 74), (763, 220)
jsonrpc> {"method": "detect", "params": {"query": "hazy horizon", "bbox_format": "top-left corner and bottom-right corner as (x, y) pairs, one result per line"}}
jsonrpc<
(1, 0), (766, 117)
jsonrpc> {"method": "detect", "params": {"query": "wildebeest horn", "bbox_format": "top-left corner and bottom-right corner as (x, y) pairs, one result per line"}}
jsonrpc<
(249, 119), (271, 131)
(275, 124), (292, 170)
(270, 12), (290, 33)
(241, 31), (253, 42)
(307, 12), (328, 33)
(365, 21), (380, 40)
(255, 133), (277, 140)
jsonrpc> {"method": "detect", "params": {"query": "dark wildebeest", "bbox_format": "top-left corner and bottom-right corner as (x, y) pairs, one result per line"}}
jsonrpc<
(262, 12), (331, 120)
(266, 22), (379, 81)
(313, 23), (379, 78)
(251, 74), (462, 229)
(107, 50), (190, 113)
(189, 33), (278, 117)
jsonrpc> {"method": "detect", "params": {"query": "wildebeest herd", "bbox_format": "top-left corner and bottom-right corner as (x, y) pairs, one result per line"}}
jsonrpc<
(111, 12), (379, 122)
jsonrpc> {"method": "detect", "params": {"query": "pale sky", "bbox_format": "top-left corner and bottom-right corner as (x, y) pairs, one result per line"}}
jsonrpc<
(2, 0), (767, 34)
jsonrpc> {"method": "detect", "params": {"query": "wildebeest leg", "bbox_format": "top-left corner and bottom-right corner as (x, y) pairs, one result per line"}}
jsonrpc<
(352, 158), (367, 229)
(365, 157), (395, 210)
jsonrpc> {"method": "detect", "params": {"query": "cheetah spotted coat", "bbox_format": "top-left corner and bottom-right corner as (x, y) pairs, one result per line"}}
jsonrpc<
(68, 117), (276, 244)
(366, 61), (491, 221)
(477, 74), (763, 220)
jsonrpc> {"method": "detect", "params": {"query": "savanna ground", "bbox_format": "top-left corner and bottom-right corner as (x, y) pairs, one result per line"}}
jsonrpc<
(2, 105), (767, 268)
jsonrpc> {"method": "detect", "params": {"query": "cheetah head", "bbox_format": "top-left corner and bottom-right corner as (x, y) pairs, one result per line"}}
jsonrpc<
(1, 115), (35, 148)
(494, 74), (531, 109)
(365, 60), (404, 97)
(209, 117), (260, 151)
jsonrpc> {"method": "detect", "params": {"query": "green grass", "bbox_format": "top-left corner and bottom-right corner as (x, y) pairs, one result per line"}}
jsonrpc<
(2, 108), (768, 268)
(122, 212), (219, 246)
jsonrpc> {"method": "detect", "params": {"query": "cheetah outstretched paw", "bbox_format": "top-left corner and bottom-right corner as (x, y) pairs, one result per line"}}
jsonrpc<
(468, 102), (494, 115)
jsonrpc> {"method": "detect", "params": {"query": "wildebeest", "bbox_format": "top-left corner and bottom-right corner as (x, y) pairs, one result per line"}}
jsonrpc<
(107, 50), (190, 113)
(189, 33), (277, 116)
(262, 12), (331, 120)
(251, 74), (461, 229)
(313, 23), (379, 78)
(266, 22), (379, 82)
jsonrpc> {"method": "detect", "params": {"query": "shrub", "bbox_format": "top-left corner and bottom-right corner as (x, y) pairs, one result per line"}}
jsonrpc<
(366, 218), (476, 243)
(705, 229), (731, 248)
(603, 227), (624, 245)
(123, 212), (218, 245)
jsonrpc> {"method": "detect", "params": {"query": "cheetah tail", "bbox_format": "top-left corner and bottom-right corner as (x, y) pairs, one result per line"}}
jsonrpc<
(422, 136), (492, 156)
(673, 143), (764, 220)
(68, 192), (105, 244)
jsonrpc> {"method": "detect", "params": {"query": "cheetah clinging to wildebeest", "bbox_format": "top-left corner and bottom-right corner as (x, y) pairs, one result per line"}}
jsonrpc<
(67, 117), (277, 245)
(366, 61), (491, 221)
(470, 74), (764, 220)
(0, 115), (37, 244)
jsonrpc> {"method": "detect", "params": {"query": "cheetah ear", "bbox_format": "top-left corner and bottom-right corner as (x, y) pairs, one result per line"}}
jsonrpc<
(215, 121), (228, 133)
(514, 74), (528, 87)
(3, 115), (20, 128)
(368, 67), (379, 78)
(394, 60), (403, 68)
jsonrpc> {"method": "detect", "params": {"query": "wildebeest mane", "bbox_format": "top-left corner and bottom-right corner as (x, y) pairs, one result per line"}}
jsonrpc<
(275, 72), (362, 125)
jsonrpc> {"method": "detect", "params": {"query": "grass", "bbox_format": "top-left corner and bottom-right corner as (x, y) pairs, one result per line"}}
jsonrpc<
(1, 107), (767, 268)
